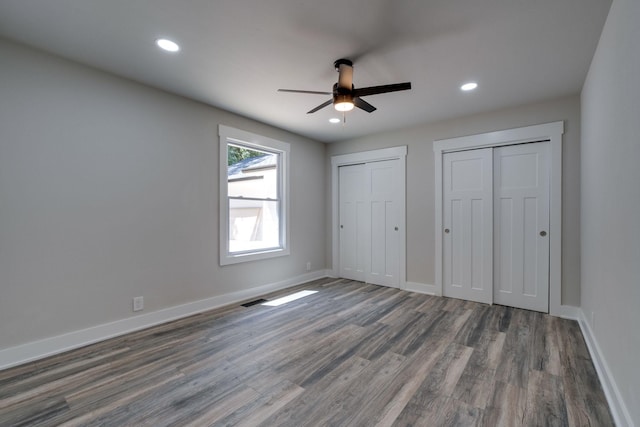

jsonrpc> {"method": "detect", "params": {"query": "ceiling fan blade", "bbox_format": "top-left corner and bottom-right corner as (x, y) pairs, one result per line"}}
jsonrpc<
(353, 97), (377, 113)
(278, 89), (332, 95)
(353, 82), (412, 98)
(307, 99), (333, 114)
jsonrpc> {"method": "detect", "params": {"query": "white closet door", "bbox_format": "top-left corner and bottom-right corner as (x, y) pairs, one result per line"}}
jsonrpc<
(339, 159), (401, 288)
(339, 164), (367, 282)
(443, 149), (493, 304)
(368, 159), (400, 287)
(494, 142), (550, 312)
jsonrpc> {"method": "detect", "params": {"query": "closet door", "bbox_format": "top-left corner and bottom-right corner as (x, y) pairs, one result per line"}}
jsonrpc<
(339, 164), (367, 282)
(368, 159), (400, 287)
(339, 159), (401, 288)
(494, 142), (550, 312)
(443, 149), (493, 304)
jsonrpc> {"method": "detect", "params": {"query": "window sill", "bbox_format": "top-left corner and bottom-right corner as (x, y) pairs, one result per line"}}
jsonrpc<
(220, 247), (290, 266)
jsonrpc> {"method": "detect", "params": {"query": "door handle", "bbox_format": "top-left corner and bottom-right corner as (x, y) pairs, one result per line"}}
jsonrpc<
(444, 228), (450, 234)
(540, 230), (547, 237)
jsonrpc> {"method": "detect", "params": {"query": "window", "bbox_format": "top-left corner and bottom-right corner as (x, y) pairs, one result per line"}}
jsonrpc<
(219, 125), (289, 265)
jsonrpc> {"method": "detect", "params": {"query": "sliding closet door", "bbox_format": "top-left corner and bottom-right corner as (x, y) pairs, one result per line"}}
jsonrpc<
(442, 149), (493, 304)
(339, 159), (401, 288)
(368, 159), (400, 287)
(494, 142), (550, 312)
(339, 164), (367, 282)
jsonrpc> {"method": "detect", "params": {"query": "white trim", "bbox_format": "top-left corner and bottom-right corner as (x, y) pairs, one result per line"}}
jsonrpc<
(404, 281), (438, 295)
(433, 122), (564, 315)
(331, 146), (408, 165)
(577, 309), (634, 427)
(555, 304), (579, 320)
(218, 125), (290, 265)
(432, 121), (565, 153)
(0, 270), (328, 371)
(331, 146), (407, 287)
(324, 269), (339, 278)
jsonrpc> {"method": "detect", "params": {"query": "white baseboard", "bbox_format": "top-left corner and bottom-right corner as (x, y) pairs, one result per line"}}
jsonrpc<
(577, 308), (633, 427)
(324, 269), (338, 278)
(0, 270), (328, 371)
(404, 281), (439, 296)
(556, 304), (579, 320)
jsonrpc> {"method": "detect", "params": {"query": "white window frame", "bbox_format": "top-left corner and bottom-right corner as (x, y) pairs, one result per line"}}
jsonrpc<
(219, 125), (290, 265)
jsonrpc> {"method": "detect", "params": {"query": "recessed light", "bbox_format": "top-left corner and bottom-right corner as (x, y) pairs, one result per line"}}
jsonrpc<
(329, 118), (341, 124)
(460, 82), (478, 91)
(156, 38), (180, 52)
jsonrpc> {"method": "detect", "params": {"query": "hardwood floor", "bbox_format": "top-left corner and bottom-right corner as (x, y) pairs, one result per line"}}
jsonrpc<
(0, 278), (614, 426)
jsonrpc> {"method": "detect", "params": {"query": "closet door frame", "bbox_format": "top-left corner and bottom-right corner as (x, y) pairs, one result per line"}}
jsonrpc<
(331, 146), (407, 288)
(434, 121), (566, 316)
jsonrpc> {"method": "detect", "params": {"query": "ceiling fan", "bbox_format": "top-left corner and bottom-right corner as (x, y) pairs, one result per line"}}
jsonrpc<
(278, 59), (411, 114)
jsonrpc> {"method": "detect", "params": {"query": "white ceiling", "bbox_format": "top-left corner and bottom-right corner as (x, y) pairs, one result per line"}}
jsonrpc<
(0, 0), (611, 142)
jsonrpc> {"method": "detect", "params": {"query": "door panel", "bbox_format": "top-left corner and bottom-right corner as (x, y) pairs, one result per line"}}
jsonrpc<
(497, 198), (514, 293)
(494, 142), (550, 312)
(368, 160), (400, 287)
(443, 149), (493, 304)
(370, 200), (386, 281)
(449, 199), (463, 288)
(471, 198), (485, 291)
(339, 164), (366, 281)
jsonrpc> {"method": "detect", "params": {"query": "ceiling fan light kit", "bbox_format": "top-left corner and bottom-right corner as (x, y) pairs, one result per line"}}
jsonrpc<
(334, 93), (355, 112)
(278, 58), (411, 116)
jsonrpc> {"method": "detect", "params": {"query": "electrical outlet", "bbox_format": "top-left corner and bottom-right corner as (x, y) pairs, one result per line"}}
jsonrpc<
(306, 261), (311, 271)
(133, 296), (144, 312)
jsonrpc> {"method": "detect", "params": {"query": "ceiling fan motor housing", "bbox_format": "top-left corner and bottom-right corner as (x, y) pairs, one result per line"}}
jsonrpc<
(332, 82), (354, 108)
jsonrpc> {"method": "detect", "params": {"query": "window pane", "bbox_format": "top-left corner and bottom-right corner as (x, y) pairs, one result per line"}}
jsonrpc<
(228, 198), (280, 253)
(228, 150), (278, 199)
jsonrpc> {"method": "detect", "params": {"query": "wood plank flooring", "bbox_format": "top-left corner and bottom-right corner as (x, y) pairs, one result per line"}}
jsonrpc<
(0, 278), (614, 426)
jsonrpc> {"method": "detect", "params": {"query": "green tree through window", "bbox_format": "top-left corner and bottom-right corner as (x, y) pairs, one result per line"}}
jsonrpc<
(228, 145), (263, 166)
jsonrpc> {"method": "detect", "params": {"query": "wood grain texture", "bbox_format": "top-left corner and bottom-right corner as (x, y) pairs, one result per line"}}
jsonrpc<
(0, 278), (614, 426)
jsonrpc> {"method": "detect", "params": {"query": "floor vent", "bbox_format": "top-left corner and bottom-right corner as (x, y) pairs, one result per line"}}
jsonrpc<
(241, 299), (268, 307)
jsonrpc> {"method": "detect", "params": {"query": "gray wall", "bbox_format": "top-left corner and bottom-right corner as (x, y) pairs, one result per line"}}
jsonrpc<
(326, 95), (582, 306)
(0, 39), (326, 350)
(581, 0), (640, 423)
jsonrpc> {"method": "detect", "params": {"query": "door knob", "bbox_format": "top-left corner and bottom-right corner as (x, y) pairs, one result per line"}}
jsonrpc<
(444, 228), (450, 234)
(540, 230), (547, 237)
(340, 225), (344, 229)
(394, 227), (399, 231)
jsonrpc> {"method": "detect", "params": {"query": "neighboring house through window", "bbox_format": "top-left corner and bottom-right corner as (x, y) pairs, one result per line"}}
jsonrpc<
(219, 125), (290, 265)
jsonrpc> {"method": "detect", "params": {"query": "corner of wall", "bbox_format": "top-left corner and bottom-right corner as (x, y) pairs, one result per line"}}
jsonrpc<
(576, 308), (634, 427)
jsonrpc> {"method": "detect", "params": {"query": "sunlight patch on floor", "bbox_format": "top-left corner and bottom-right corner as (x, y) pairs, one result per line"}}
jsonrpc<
(262, 290), (318, 307)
